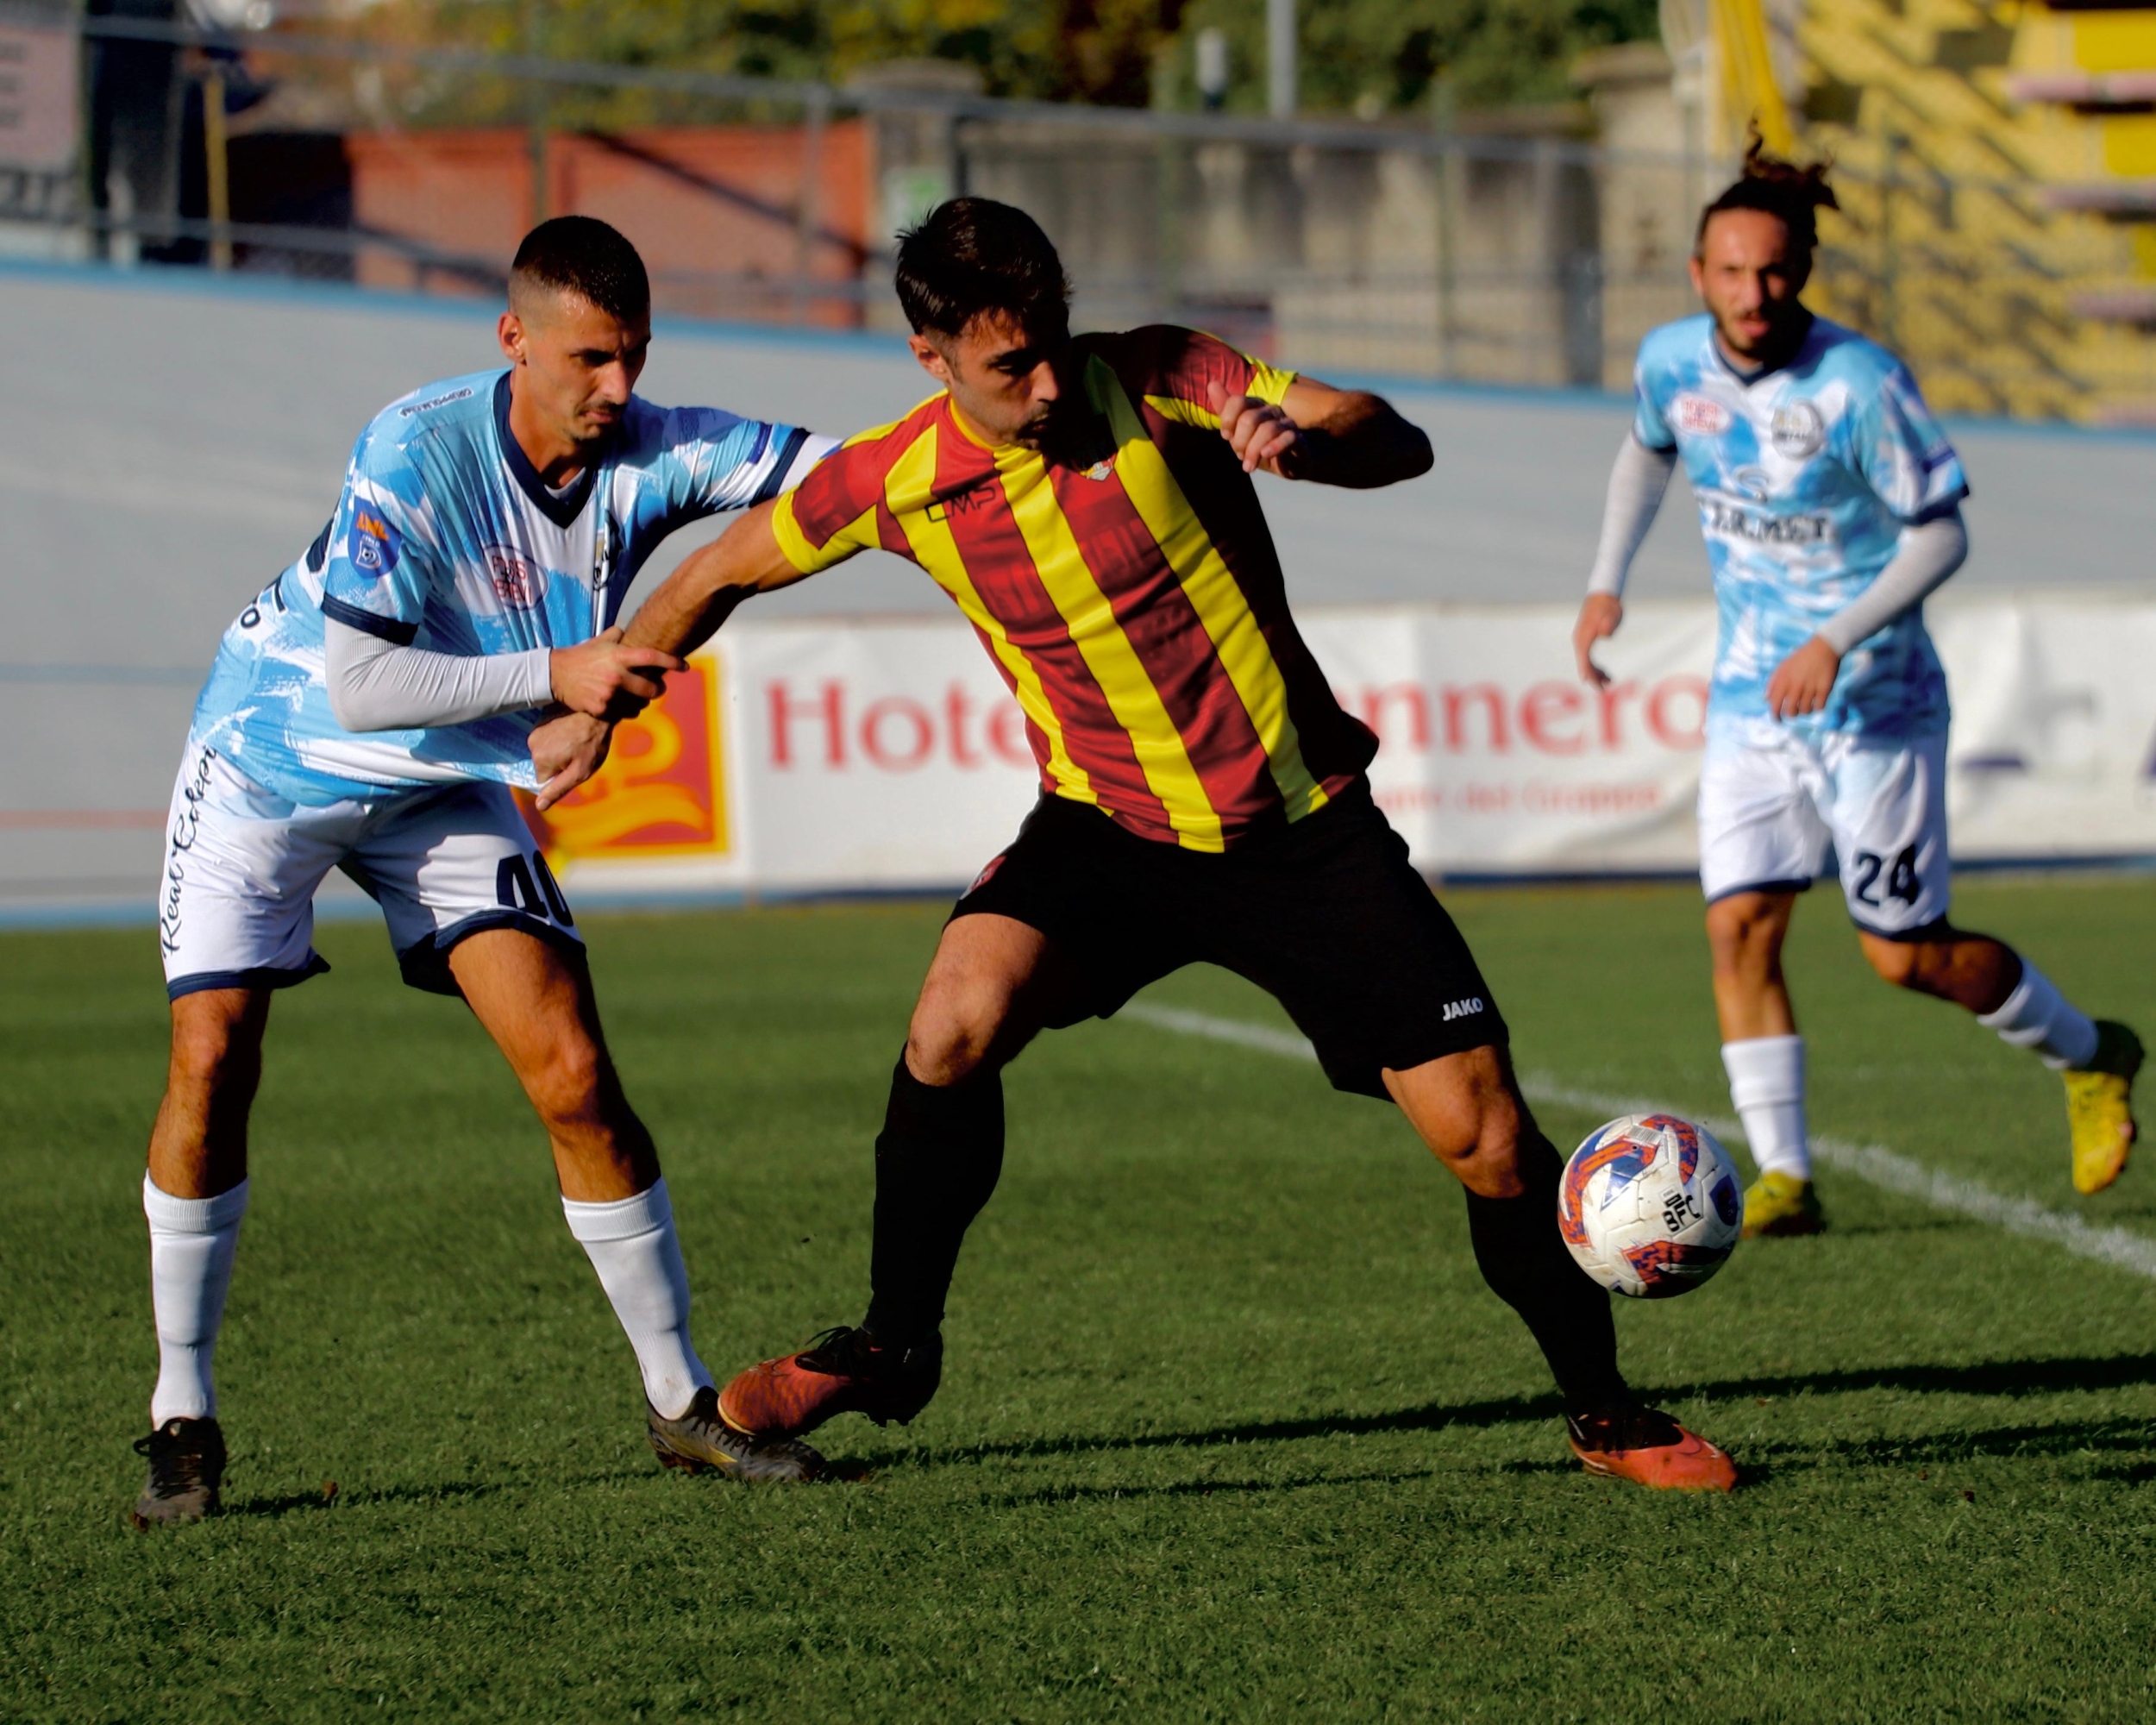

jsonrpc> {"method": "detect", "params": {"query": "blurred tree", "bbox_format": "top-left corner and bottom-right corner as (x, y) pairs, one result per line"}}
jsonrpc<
(1169, 0), (1662, 114)
(358, 0), (1651, 114)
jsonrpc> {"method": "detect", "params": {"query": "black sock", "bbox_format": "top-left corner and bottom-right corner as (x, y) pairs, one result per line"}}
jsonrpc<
(1463, 1130), (1627, 1415)
(862, 1053), (1006, 1346)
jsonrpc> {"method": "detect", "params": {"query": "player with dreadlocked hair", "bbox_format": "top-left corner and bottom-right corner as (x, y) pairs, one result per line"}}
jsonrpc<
(1572, 137), (2142, 1237)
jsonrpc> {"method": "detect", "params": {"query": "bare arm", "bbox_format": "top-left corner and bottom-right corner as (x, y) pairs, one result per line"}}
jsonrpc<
(620, 500), (804, 656)
(533, 500), (822, 809)
(1210, 377), (1433, 489)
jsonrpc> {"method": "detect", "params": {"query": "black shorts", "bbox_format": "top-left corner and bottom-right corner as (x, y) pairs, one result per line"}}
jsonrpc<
(952, 784), (1507, 1100)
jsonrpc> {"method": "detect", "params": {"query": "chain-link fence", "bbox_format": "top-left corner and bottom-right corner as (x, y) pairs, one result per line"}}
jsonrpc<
(7, 9), (2153, 421)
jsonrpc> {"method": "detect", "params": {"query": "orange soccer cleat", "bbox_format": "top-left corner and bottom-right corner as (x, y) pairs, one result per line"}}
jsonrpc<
(1567, 1404), (1739, 1491)
(718, 1326), (943, 1441)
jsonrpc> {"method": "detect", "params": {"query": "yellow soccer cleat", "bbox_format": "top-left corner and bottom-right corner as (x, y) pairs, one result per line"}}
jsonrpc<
(2065, 1020), (2143, 1195)
(1741, 1170), (1826, 1239)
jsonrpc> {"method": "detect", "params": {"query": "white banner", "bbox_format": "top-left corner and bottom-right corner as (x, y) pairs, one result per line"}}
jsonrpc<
(533, 597), (2156, 897)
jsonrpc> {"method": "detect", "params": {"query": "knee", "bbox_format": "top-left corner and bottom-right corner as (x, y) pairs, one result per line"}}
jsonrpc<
(524, 1034), (614, 1134)
(905, 1008), (997, 1088)
(1859, 932), (1924, 989)
(1437, 1118), (1531, 1199)
(1395, 1053), (1530, 1198)
(905, 983), (1014, 1088)
(166, 1014), (260, 1099)
(1705, 900), (1776, 975)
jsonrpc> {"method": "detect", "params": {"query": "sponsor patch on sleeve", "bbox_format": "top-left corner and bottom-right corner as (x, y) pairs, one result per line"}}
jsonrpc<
(348, 505), (403, 577)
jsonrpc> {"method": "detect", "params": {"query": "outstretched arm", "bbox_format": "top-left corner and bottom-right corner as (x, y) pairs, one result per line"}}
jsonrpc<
(531, 499), (818, 809)
(1209, 377), (1432, 489)
(326, 621), (682, 731)
(622, 500), (803, 657)
(1572, 435), (1678, 689)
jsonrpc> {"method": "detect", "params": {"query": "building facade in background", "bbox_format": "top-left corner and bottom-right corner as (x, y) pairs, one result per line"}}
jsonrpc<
(11, 5), (2156, 421)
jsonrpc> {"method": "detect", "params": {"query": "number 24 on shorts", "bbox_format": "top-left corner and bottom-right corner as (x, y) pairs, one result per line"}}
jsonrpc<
(1851, 845), (1920, 907)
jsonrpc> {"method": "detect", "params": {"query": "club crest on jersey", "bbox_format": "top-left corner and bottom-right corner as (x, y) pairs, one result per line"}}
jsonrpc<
(348, 507), (402, 576)
(483, 544), (544, 609)
(1081, 456), (1116, 481)
(1771, 400), (1827, 459)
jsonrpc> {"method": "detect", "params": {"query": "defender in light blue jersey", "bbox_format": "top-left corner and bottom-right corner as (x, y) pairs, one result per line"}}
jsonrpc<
(191, 367), (817, 806)
(130, 220), (829, 1531)
(1575, 146), (2140, 1241)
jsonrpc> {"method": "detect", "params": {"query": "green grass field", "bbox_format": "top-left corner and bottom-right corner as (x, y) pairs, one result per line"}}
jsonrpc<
(6, 875), (2156, 1721)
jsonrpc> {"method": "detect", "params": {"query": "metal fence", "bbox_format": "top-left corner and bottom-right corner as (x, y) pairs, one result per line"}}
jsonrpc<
(8, 9), (2153, 421)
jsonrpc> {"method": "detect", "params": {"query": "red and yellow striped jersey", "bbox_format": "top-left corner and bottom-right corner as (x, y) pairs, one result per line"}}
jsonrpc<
(771, 326), (1378, 850)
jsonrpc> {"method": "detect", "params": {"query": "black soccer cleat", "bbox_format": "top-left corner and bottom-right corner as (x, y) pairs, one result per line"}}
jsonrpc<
(647, 1385), (829, 1482)
(130, 1416), (227, 1528)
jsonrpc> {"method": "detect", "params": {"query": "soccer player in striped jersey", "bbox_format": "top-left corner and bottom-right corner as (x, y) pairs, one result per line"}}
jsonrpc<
(131, 218), (831, 1527)
(1573, 147), (2141, 1239)
(536, 198), (1740, 1490)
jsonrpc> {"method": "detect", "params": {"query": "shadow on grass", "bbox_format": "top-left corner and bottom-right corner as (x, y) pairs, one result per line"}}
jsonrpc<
(962, 1417), (2155, 1507)
(221, 1477), (510, 1519)
(863, 1352), (2156, 1471)
(1745, 1414), (2155, 1471)
(987, 1465), (1455, 1509)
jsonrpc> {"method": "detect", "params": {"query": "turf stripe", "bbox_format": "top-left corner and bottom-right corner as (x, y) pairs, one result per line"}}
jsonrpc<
(1120, 1002), (2156, 1283)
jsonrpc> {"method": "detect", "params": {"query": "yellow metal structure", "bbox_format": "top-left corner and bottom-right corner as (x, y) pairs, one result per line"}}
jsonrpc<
(1713, 0), (1798, 154)
(1788, 0), (2156, 421)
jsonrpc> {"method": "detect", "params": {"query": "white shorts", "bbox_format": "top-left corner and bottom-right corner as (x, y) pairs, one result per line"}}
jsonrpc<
(1697, 724), (1951, 937)
(159, 740), (582, 1001)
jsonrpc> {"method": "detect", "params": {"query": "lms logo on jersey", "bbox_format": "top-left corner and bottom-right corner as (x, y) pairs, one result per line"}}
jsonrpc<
(1673, 393), (1731, 436)
(349, 508), (403, 577)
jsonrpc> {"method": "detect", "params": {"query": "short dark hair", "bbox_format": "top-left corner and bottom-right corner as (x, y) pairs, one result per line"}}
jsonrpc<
(1697, 134), (1839, 256)
(894, 198), (1071, 341)
(510, 216), (649, 321)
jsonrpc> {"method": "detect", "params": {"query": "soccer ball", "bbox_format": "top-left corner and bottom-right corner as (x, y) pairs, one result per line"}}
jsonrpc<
(1557, 1113), (1742, 1299)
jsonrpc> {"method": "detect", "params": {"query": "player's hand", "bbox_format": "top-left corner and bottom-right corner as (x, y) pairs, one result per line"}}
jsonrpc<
(531, 709), (614, 812)
(1572, 593), (1624, 689)
(1768, 635), (1841, 719)
(549, 626), (685, 721)
(1209, 380), (1305, 477)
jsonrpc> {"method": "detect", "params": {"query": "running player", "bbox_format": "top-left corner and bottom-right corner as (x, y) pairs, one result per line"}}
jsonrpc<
(1571, 144), (2142, 1238)
(536, 198), (1740, 1490)
(132, 216), (832, 1525)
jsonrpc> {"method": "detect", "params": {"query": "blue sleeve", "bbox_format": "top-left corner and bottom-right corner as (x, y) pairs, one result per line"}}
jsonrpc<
(319, 432), (438, 646)
(642, 406), (816, 531)
(1847, 361), (1969, 524)
(1632, 349), (1677, 452)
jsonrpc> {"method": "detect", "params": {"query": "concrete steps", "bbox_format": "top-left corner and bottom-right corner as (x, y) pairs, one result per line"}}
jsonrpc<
(1792, 0), (2156, 418)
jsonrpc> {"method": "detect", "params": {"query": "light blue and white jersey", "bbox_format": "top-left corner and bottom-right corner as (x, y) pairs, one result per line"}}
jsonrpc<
(1633, 314), (1968, 737)
(190, 370), (824, 805)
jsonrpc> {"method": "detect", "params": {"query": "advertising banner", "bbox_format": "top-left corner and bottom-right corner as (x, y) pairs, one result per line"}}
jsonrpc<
(530, 598), (2156, 899)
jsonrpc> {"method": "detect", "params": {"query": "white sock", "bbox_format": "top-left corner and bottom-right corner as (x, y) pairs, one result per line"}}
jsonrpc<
(1722, 1035), (1810, 1182)
(145, 1174), (250, 1425)
(561, 1177), (712, 1421)
(1978, 959), (2100, 1071)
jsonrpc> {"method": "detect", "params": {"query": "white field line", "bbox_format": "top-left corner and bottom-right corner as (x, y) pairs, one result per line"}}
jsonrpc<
(1120, 1001), (2156, 1283)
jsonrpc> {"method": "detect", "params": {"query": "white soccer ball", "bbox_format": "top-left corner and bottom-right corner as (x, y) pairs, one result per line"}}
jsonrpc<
(1557, 1113), (1742, 1299)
